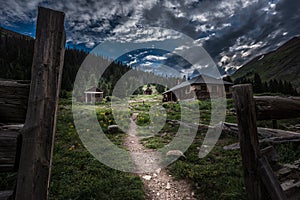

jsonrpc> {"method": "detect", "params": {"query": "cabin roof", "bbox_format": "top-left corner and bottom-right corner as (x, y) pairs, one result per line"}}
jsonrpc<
(84, 86), (103, 93)
(163, 74), (233, 94)
(145, 87), (152, 92)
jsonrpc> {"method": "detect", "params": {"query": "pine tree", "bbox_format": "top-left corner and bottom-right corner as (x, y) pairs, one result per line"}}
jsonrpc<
(253, 73), (263, 93)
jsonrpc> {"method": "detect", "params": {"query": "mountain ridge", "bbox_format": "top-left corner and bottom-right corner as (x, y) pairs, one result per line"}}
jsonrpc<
(232, 36), (300, 91)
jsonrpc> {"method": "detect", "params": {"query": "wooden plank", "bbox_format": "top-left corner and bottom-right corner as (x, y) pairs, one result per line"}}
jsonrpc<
(0, 130), (20, 172)
(261, 146), (280, 170)
(15, 7), (65, 200)
(0, 81), (30, 123)
(232, 84), (264, 200)
(0, 191), (13, 200)
(254, 96), (300, 120)
(258, 156), (288, 200)
(222, 122), (300, 138)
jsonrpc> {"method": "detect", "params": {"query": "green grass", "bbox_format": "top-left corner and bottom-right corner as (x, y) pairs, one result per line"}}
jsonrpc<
(49, 104), (145, 200)
(1, 94), (300, 200)
(168, 131), (246, 200)
(138, 97), (300, 199)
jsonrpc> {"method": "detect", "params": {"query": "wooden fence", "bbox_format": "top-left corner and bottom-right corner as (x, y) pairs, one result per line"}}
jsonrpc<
(233, 84), (300, 200)
(0, 7), (65, 200)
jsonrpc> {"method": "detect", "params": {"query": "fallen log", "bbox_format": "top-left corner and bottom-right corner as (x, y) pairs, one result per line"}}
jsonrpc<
(222, 122), (300, 138)
(254, 96), (300, 120)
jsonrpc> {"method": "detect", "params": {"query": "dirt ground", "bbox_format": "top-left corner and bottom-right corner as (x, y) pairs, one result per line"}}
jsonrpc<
(123, 113), (196, 200)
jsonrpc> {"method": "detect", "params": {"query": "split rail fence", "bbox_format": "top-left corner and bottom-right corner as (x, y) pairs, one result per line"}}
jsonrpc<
(233, 84), (300, 200)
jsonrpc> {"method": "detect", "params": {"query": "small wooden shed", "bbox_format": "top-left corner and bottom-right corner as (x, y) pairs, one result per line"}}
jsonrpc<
(84, 87), (103, 103)
(144, 86), (153, 95)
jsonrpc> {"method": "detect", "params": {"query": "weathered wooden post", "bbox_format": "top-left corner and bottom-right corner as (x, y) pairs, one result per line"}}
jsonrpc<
(15, 7), (65, 200)
(232, 84), (264, 200)
(233, 84), (288, 200)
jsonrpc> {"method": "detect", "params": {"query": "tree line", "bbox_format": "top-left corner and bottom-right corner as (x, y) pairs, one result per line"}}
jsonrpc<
(234, 73), (299, 96)
(0, 29), (174, 98)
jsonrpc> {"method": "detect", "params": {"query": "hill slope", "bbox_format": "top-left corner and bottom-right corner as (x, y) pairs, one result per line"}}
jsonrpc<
(232, 37), (300, 90)
(0, 27), (87, 90)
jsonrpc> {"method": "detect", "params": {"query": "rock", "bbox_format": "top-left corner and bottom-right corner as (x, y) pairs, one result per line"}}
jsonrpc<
(166, 150), (186, 158)
(166, 182), (171, 189)
(142, 175), (152, 180)
(155, 168), (161, 174)
(108, 125), (121, 134)
(161, 132), (167, 137)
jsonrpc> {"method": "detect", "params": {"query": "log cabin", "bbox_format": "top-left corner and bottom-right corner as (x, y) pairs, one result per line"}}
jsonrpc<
(162, 74), (233, 102)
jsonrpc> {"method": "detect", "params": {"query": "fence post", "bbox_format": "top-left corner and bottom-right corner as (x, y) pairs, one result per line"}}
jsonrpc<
(232, 84), (264, 200)
(15, 7), (65, 200)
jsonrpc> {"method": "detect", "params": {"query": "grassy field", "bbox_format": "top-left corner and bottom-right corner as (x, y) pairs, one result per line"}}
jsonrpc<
(1, 94), (300, 199)
(50, 101), (145, 200)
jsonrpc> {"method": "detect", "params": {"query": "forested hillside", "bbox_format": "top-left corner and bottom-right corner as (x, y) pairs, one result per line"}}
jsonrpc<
(0, 27), (172, 96)
(232, 36), (300, 94)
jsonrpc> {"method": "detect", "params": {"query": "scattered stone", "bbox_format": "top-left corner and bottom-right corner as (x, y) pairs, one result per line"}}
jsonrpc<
(108, 125), (121, 134)
(155, 168), (161, 174)
(123, 113), (197, 200)
(166, 150), (186, 158)
(142, 175), (152, 181)
(166, 182), (171, 190)
(161, 132), (167, 137)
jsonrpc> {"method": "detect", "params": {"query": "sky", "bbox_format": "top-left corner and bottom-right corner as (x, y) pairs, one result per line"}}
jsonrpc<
(1, 0), (300, 77)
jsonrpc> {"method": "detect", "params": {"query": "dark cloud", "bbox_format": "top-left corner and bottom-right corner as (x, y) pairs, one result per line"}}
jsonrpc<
(1, 0), (300, 74)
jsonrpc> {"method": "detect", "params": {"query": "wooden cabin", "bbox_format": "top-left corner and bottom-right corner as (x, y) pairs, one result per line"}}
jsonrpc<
(84, 87), (103, 103)
(162, 74), (233, 102)
(144, 86), (153, 95)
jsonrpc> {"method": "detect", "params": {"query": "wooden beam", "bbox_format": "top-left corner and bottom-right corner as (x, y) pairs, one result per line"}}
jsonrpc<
(258, 156), (287, 200)
(222, 122), (300, 138)
(232, 84), (264, 200)
(0, 81), (30, 123)
(0, 191), (13, 200)
(254, 96), (300, 120)
(15, 7), (65, 200)
(0, 130), (20, 172)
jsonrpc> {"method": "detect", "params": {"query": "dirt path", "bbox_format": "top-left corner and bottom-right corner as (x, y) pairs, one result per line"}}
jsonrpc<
(123, 113), (196, 200)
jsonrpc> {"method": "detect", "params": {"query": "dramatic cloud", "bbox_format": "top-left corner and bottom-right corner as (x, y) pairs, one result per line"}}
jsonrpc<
(1, 0), (300, 75)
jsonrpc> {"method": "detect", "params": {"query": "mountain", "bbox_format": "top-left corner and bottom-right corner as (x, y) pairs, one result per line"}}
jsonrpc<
(232, 36), (300, 91)
(0, 27), (176, 96)
(0, 27), (87, 91)
(0, 27), (34, 80)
